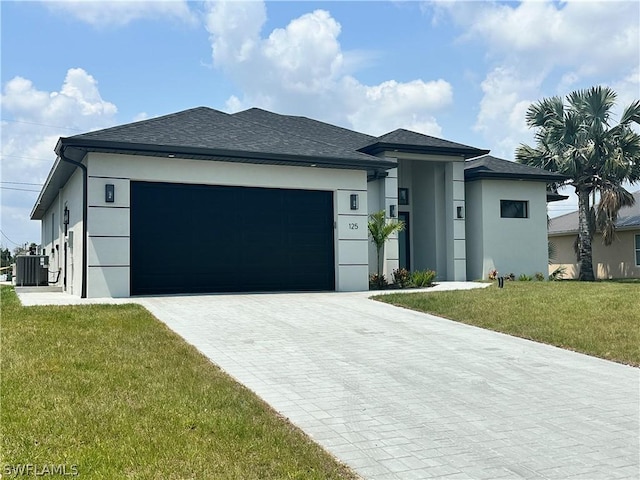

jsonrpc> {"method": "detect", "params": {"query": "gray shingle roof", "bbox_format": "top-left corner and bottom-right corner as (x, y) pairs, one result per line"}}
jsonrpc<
(464, 154), (567, 182)
(232, 108), (374, 151)
(360, 129), (489, 158)
(32, 105), (496, 220)
(70, 106), (376, 163)
(549, 191), (640, 235)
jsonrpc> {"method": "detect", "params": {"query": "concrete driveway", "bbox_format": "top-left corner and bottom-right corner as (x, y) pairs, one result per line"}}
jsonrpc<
(16, 285), (639, 479)
(132, 289), (639, 480)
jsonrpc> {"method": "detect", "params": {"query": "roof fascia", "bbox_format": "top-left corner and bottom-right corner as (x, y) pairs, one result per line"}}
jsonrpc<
(31, 156), (62, 220)
(464, 171), (567, 182)
(549, 225), (640, 236)
(59, 137), (397, 171)
(360, 142), (489, 159)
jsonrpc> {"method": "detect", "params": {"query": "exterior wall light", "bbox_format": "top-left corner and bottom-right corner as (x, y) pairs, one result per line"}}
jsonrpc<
(105, 184), (115, 203)
(457, 206), (465, 219)
(63, 207), (69, 235)
(350, 194), (359, 210)
(389, 205), (397, 218)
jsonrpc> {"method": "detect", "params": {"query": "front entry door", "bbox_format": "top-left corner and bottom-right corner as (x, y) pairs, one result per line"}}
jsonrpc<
(398, 212), (410, 270)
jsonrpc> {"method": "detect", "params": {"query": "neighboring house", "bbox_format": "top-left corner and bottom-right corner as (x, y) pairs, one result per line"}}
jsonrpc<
(549, 191), (640, 279)
(31, 107), (564, 298)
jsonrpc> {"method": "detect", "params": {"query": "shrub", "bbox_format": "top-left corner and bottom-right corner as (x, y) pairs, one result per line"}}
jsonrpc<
(392, 268), (412, 288)
(549, 266), (566, 281)
(369, 273), (388, 290)
(505, 273), (516, 281)
(488, 269), (499, 280)
(519, 274), (533, 281)
(534, 272), (545, 281)
(412, 269), (437, 287)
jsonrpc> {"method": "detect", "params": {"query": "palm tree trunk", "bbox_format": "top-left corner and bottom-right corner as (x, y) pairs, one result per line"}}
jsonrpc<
(577, 189), (595, 281)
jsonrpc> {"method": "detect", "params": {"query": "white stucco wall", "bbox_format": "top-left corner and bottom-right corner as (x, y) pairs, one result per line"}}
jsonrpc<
(464, 181), (484, 280)
(82, 152), (370, 297)
(411, 161), (445, 275)
(465, 179), (549, 280)
(445, 161), (467, 281)
(40, 167), (84, 295)
(397, 156), (467, 281)
(366, 149), (473, 282)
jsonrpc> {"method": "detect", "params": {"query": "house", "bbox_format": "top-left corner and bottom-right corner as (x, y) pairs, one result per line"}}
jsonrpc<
(31, 107), (565, 298)
(463, 155), (567, 280)
(549, 191), (640, 279)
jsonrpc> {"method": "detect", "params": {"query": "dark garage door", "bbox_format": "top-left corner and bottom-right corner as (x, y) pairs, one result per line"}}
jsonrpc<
(130, 181), (335, 295)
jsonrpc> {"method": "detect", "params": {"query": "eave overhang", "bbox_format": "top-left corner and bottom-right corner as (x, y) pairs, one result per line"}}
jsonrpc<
(464, 170), (568, 183)
(31, 137), (398, 220)
(546, 193), (570, 203)
(359, 142), (490, 160)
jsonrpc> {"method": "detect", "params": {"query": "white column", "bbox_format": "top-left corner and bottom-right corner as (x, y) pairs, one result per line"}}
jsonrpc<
(383, 168), (399, 277)
(445, 161), (467, 281)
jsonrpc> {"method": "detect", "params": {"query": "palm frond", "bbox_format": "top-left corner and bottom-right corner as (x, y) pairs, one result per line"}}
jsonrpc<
(548, 240), (557, 263)
(570, 86), (617, 129)
(619, 99), (640, 126)
(596, 187), (635, 245)
(368, 210), (404, 250)
(525, 96), (563, 128)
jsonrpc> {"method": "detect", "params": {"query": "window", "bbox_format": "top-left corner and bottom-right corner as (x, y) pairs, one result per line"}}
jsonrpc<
(500, 200), (529, 218)
(635, 235), (640, 266)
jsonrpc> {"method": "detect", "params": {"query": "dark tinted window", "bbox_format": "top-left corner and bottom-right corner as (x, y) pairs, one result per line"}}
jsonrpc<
(500, 200), (528, 218)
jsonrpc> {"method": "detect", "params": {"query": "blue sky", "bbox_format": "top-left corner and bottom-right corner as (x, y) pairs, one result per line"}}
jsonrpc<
(2, 0), (639, 248)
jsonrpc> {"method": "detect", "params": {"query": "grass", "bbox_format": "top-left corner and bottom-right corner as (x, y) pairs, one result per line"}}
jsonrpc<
(376, 281), (640, 367)
(0, 286), (357, 479)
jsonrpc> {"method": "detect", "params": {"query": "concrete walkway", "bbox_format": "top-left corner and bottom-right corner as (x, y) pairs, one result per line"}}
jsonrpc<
(15, 284), (640, 479)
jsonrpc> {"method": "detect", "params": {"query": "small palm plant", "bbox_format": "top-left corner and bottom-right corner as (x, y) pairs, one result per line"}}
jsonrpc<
(368, 210), (404, 287)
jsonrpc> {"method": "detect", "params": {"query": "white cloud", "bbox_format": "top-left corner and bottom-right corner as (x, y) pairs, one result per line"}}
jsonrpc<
(46, 0), (198, 27)
(611, 67), (640, 125)
(472, 67), (544, 157)
(263, 10), (344, 93)
(1, 68), (118, 244)
(206, 0), (266, 66)
(347, 79), (452, 136)
(133, 112), (149, 122)
(430, 0), (639, 158)
(205, 1), (453, 136)
(435, 0), (639, 72)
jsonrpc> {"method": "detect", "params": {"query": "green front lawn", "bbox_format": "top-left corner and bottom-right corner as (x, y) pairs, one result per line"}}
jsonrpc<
(376, 281), (640, 367)
(0, 286), (356, 479)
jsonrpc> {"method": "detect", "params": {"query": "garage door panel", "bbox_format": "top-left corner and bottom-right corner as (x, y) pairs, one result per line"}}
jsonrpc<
(131, 181), (335, 295)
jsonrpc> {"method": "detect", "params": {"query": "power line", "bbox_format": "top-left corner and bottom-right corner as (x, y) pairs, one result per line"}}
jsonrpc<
(1, 154), (55, 163)
(0, 186), (41, 192)
(1, 181), (43, 186)
(0, 230), (21, 247)
(1, 118), (83, 132)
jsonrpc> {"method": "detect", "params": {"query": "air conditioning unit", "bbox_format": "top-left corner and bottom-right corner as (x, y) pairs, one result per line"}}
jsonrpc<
(15, 255), (49, 287)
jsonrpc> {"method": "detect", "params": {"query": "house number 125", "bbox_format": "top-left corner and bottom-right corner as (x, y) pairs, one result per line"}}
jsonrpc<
(348, 223), (359, 230)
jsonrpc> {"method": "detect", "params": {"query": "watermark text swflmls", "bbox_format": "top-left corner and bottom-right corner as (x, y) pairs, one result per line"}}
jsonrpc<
(2, 464), (79, 477)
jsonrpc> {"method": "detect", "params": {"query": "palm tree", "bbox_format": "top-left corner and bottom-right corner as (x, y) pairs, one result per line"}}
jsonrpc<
(368, 209), (404, 281)
(516, 86), (640, 281)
